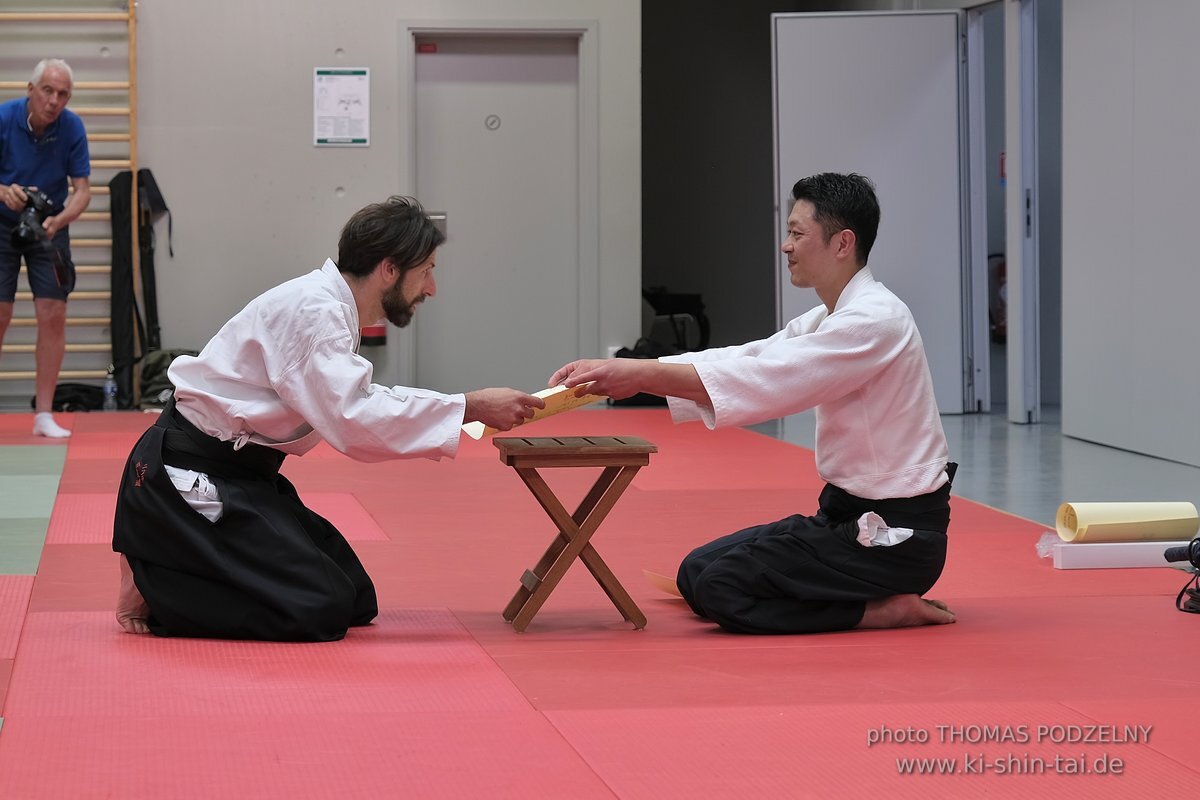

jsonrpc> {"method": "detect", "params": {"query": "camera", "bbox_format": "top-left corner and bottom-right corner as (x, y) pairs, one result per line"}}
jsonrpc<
(10, 187), (54, 248)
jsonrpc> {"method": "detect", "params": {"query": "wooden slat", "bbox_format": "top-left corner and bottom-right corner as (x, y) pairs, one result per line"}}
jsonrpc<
(73, 185), (108, 196)
(9, 317), (109, 327)
(0, 81), (130, 91)
(87, 133), (131, 142)
(90, 159), (131, 169)
(72, 107), (130, 117)
(0, 12), (128, 22)
(78, 211), (111, 222)
(15, 290), (109, 302)
(70, 238), (112, 248)
(5, 343), (111, 354)
(0, 369), (106, 381)
(20, 265), (110, 275)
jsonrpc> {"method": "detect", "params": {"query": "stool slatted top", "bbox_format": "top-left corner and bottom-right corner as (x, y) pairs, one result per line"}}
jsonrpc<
(496, 435), (657, 465)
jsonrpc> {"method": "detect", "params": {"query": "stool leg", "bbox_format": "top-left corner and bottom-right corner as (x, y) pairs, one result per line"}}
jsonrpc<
(577, 542), (647, 629)
(508, 466), (643, 632)
(502, 466), (621, 623)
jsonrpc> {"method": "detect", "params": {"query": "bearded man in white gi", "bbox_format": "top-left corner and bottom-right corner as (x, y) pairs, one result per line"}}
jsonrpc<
(113, 196), (544, 641)
(551, 172), (957, 634)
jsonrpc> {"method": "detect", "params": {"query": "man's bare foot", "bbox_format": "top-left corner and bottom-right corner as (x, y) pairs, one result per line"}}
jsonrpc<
(856, 594), (956, 629)
(116, 555), (151, 634)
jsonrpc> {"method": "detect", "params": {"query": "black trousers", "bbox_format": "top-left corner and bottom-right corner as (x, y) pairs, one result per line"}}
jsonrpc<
(676, 465), (956, 635)
(112, 403), (378, 642)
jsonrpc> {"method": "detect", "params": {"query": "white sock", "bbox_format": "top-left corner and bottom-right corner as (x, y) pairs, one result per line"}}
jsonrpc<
(32, 412), (71, 439)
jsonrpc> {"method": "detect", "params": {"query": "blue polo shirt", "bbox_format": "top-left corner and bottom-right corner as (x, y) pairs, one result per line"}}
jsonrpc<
(0, 97), (91, 224)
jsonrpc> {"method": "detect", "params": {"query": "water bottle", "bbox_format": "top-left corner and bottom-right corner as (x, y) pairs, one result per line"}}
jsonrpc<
(102, 364), (118, 411)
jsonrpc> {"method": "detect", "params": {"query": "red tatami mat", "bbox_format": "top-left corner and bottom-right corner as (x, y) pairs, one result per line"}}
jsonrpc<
(2, 408), (1199, 798)
(44, 493), (117, 544)
(304, 492), (390, 541)
(545, 701), (1198, 799)
(0, 711), (615, 800)
(0, 577), (34, 658)
(3, 609), (529, 718)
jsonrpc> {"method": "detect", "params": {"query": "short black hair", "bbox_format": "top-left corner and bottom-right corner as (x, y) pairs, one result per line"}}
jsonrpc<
(337, 196), (446, 278)
(790, 173), (880, 266)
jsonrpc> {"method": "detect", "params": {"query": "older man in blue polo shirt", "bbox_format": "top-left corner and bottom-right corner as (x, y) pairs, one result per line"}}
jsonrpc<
(0, 58), (92, 438)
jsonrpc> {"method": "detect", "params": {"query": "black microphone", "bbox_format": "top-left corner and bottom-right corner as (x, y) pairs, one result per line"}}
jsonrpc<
(1164, 538), (1199, 564)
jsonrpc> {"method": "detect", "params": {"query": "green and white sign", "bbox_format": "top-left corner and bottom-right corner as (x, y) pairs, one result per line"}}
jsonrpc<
(313, 68), (369, 146)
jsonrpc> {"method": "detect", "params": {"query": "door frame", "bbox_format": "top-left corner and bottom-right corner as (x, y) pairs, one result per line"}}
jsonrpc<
(1007, 0), (1042, 424)
(965, 4), (994, 413)
(772, 10), (970, 414)
(397, 20), (600, 388)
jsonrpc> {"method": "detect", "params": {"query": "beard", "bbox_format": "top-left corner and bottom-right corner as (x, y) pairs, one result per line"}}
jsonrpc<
(380, 281), (423, 328)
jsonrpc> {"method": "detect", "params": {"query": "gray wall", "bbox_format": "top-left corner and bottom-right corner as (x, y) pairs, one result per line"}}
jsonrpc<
(1062, 0), (1200, 466)
(135, 0), (642, 367)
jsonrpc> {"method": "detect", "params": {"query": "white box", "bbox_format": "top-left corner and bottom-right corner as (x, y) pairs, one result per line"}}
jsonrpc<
(1052, 539), (1192, 570)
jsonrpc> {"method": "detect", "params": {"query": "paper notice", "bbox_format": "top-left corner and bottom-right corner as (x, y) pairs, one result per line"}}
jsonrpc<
(1055, 501), (1200, 543)
(461, 384), (604, 440)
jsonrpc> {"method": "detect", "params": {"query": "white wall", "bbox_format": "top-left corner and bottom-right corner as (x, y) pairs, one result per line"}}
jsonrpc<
(137, 0), (640, 370)
(1061, 0), (1200, 466)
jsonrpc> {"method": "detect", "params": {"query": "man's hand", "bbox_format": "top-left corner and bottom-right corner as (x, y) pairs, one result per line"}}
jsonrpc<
(116, 554), (150, 634)
(551, 358), (712, 407)
(463, 388), (545, 431)
(550, 358), (649, 401)
(43, 215), (63, 238)
(1, 184), (28, 213)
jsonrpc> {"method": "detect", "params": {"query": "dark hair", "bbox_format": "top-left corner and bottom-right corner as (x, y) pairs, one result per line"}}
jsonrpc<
(336, 196), (446, 278)
(790, 173), (880, 266)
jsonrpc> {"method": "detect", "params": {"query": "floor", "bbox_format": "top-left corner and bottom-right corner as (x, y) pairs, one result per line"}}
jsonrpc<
(0, 406), (1197, 798)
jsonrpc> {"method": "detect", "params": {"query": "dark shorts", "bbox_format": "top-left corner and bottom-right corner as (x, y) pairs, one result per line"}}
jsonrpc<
(0, 222), (75, 302)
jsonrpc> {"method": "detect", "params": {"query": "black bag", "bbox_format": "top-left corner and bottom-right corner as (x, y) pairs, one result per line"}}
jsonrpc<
(137, 168), (172, 351)
(139, 348), (198, 409)
(31, 382), (105, 412)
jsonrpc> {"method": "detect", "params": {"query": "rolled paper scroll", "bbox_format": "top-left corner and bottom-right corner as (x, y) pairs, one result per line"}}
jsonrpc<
(1055, 501), (1200, 543)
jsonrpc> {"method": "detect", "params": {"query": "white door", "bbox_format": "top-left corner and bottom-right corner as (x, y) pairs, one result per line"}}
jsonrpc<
(773, 11), (969, 414)
(413, 35), (581, 394)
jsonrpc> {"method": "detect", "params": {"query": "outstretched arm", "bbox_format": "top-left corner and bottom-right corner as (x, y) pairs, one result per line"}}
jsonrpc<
(550, 359), (711, 408)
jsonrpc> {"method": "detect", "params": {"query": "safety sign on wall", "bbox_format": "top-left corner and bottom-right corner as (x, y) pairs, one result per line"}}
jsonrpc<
(314, 68), (369, 146)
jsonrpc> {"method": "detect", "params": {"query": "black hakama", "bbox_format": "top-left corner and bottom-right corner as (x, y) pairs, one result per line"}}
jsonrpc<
(112, 403), (378, 642)
(676, 464), (957, 634)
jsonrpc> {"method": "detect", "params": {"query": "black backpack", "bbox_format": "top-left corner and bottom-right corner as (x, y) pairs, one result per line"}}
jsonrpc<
(32, 383), (105, 412)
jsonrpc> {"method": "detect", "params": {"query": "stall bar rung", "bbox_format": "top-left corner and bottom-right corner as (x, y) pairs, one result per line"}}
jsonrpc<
(78, 212), (111, 222)
(5, 343), (111, 354)
(72, 186), (109, 196)
(88, 133), (131, 142)
(20, 265), (110, 275)
(0, 81), (130, 91)
(0, 369), (107, 381)
(91, 159), (131, 169)
(71, 239), (113, 248)
(9, 317), (109, 328)
(73, 107), (130, 117)
(0, 12), (129, 22)
(15, 291), (110, 302)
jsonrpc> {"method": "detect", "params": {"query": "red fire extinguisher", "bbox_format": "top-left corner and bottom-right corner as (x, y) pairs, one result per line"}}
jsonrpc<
(360, 324), (387, 347)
